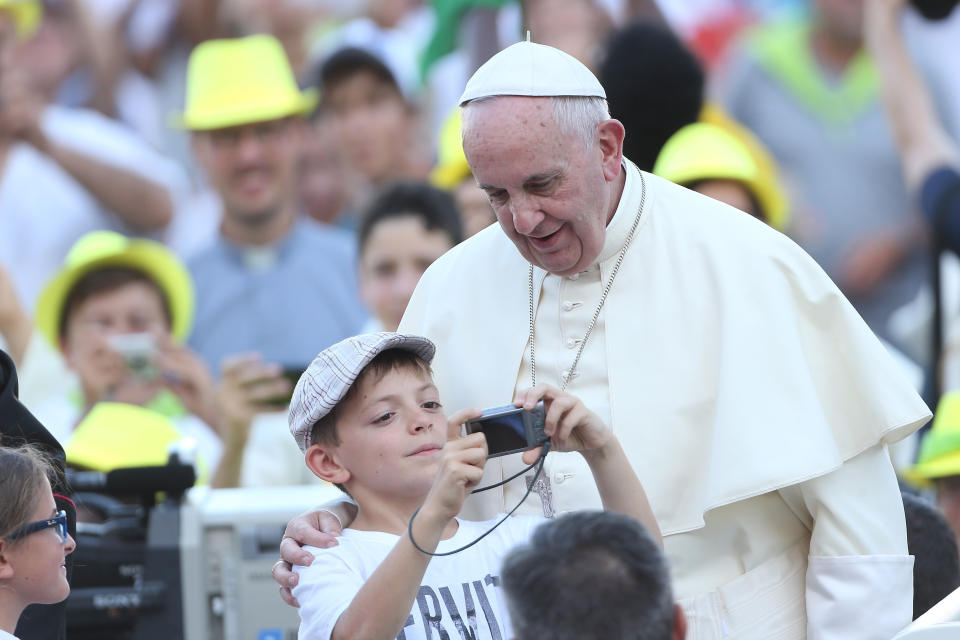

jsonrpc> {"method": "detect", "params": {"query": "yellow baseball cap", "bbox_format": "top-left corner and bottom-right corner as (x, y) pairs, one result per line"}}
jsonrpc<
(430, 109), (472, 190)
(35, 231), (194, 348)
(905, 392), (960, 487)
(653, 121), (789, 231)
(175, 34), (318, 131)
(0, 0), (41, 39)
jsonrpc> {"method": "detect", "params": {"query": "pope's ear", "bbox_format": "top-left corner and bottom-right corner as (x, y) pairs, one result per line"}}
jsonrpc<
(596, 118), (625, 182)
(305, 444), (350, 485)
(0, 539), (14, 580)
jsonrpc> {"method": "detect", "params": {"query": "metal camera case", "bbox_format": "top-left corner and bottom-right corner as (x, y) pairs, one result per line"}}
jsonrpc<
(465, 400), (548, 458)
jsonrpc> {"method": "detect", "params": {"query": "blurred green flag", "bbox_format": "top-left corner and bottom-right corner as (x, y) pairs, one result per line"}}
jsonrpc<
(420, 0), (516, 82)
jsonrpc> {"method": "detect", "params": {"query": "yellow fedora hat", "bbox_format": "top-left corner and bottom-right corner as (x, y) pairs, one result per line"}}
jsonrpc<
(430, 109), (472, 190)
(905, 391), (960, 487)
(654, 120), (789, 231)
(35, 231), (194, 348)
(175, 34), (318, 131)
(0, 0), (41, 39)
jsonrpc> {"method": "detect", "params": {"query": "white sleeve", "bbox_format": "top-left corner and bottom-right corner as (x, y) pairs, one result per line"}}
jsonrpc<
(292, 547), (364, 640)
(779, 444), (914, 640)
(40, 105), (189, 201)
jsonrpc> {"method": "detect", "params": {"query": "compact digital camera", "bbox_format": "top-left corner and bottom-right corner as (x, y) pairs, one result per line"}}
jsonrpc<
(106, 332), (158, 379)
(464, 401), (549, 458)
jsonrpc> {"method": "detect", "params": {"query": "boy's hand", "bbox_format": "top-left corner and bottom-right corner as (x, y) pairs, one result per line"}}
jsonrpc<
(419, 409), (486, 525)
(515, 384), (612, 465)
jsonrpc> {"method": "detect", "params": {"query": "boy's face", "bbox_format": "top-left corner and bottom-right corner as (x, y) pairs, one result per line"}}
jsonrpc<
(360, 215), (454, 331)
(326, 364), (447, 499)
(324, 71), (409, 183)
(60, 281), (171, 386)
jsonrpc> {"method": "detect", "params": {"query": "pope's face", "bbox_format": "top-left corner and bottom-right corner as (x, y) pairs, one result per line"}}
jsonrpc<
(462, 97), (623, 276)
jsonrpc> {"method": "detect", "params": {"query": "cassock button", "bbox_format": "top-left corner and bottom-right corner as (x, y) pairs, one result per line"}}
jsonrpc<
(562, 301), (580, 312)
(553, 472), (566, 484)
(567, 272), (580, 281)
(566, 337), (580, 349)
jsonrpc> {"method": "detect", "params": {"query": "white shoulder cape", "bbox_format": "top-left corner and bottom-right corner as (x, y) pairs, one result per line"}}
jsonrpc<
(400, 165), (930, 535)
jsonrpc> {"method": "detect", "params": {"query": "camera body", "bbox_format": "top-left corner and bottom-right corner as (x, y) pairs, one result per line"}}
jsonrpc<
(464, 401), (549, 458)
(106, 333), (158, 379)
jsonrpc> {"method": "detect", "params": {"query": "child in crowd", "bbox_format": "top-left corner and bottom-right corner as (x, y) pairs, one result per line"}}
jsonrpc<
(357, 182), (463, 332)
(0, 444), (76, 639)
(30, 231), (221, 480)
(317, 47), (430, 195)
(287, 332), (660, 639)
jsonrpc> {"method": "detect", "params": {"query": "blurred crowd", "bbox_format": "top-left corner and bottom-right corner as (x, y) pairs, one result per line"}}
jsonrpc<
(2, 0), (960, 610)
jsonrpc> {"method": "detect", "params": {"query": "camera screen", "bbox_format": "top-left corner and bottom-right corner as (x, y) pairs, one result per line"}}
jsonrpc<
(473, 411), (528, 455)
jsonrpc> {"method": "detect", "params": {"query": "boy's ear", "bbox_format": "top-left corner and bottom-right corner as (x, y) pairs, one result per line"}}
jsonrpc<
(0, 539), (15, 580)
(305, 444), (351, 485)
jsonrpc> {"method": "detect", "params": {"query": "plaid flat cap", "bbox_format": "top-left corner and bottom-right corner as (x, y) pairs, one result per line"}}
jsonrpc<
(288, 332), (436, 452)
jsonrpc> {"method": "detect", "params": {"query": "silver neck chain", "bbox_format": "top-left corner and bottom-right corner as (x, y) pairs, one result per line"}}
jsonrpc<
(528, 171), (646, 391)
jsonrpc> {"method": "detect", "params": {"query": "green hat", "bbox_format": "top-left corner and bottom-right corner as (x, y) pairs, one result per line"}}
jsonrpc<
(175, 34), (318, 131)
(905, 391), (960, 487)
(35, 231), (194, 347)
(0, 0), (41, 40)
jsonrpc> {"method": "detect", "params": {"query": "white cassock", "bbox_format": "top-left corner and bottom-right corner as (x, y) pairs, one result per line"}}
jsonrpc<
(399, 160), (931, 639)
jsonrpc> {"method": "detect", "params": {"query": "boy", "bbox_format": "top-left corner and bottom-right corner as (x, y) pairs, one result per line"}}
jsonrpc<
(357, 182), (463, 332)
(287, 332), (660, 640)
(317, 48), (430, 194)
(28, 231), (221, 478)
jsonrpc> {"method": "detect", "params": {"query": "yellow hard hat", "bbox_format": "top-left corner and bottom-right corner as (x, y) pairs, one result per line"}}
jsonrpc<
(35, 231), (194, 348)
(654, 121), (788, 231)
(905, 392), (960, 487)
(0, 0), (41, 39)
(430, 108), (472, 190)
(699, 103), (789, 231)
(175, 34), (318, 131)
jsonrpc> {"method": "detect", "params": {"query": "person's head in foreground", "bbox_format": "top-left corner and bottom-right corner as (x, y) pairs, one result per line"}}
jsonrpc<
(182, 34), (316, 245)
(653, 121), (789, 231)
(0, 443), (76, 634)
(907, 391), (960, 552)
(289, 332), (440, 505)
(459, 40), (626, 277)
(501, 510), (685, 640)
(35, 230), (193, 409)
(358, 182), (463, 331)
(900, 491), (960, 620)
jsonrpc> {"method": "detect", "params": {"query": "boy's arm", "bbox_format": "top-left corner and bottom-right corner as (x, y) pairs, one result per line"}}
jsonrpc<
(517, 385), (662, 546)
(330, 421), (487, 640)
(580, 437), (662, 546)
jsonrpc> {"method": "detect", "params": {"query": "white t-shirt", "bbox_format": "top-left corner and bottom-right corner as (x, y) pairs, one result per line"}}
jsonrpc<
(293, 514), (545, 640)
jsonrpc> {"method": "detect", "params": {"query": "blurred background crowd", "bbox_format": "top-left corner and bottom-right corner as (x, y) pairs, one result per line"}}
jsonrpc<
(2, 0), (960, 613)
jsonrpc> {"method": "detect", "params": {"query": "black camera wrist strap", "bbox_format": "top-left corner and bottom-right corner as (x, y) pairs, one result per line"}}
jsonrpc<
(407, 441), (552, 557)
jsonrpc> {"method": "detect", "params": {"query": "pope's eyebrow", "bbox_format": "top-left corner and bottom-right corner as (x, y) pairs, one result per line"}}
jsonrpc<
(478, 170), (561, 192)
(523, 170), (561, 187)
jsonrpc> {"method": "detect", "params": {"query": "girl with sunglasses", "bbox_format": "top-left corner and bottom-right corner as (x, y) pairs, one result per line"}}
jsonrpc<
(0, 444), (76, 639)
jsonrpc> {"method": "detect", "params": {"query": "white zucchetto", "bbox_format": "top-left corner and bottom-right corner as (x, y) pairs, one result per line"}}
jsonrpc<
(459, 39), (606, 105)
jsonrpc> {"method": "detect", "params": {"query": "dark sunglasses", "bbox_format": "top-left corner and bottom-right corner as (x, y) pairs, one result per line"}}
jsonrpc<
(9, 510), (68, 543)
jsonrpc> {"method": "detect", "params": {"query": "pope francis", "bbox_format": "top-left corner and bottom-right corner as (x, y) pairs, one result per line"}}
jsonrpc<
(280, 40), (931, 640)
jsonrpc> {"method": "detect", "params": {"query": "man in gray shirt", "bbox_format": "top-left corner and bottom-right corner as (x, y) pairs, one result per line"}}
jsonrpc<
(717, 0), (928, 355)
(179, 35), (367, 486)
